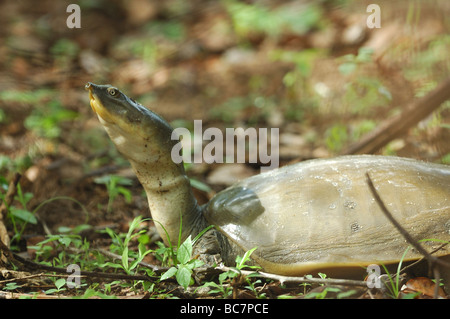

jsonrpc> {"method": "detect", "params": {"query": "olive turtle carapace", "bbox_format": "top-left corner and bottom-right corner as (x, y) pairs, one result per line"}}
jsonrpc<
(85, 82), (450, 279)
(205, 156), (450, 275)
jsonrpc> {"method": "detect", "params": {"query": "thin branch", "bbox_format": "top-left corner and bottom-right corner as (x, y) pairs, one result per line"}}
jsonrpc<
(0, 173), (22, 263)
(344, 77), (450, 155)
(216, 265), (368, 287)
(8, 251), (158, 283)
(0, 172), (22, 220)
(0, 272), (62, 286)
(399, 242), (449, 274)
(366, 172), (450, 269)
(366, 172), (450, 299)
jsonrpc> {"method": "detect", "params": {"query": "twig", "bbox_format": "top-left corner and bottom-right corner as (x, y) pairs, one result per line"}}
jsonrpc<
(399, 242), (449, 274)
(216, 265), (368, 287)
(344, 77), (450, 154)
(366, 172), (450, 269)
(0, 237), (14, 261)
(366, 172), (450, 298)
(0, 272), (62, 287)
(0, 173), (22, 262)
(6, 250), (158, 283)
(0, 173), (22, 220)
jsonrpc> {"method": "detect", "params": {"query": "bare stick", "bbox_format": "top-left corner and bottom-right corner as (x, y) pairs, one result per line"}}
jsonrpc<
(0, 173), (22, 220)
(7, 250), (157, 283)
(0, 173), (22, 262)
(344, 78), (450, 155)
(366, 172), (450, 298)
(366, 172), (450, 268)
(216, 265), (368, 287)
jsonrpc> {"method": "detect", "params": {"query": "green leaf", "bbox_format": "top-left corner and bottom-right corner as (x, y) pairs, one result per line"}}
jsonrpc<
(10, 208), (37, 224)
(176, 264), (193, 290)
(177, 236), (192, 265)
(4, 282), (21, 290)
(189, 178), (213, 193)
(192, 225), (215, 245)
(138, 233), (150, 245)
(122, 245), (129, 271)
(219, 270), (234, 282)
(236, 247), (258, 269)
(117, 186), (132, 203)
(186, 259), (204, 270)
(160, 267), (177, 281)
(58, 236), (73, 248)
(55, 278), (66, 289)
(101, 262), (125, 269)
(129, 243), (152, 272)
(45, 289), (59, 294)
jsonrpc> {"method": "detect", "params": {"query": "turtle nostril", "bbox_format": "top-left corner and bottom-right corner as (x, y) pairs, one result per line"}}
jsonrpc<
(85, 82), (92, 90)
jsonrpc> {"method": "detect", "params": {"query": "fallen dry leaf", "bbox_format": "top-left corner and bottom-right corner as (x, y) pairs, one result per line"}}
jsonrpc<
(401, 277), (446, 298)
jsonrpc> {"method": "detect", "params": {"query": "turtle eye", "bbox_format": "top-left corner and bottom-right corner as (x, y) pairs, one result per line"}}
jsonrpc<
(107, 87), (119, 97)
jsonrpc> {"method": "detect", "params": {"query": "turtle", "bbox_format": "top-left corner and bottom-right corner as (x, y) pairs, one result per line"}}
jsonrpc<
(85, 82), (450, 283)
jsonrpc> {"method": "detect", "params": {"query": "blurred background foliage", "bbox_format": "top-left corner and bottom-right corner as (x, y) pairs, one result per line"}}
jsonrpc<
(1, 0), (449, 299)
(0, 0), (449, 180)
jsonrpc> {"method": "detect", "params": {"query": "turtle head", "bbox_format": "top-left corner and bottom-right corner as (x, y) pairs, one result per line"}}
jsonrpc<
(85, 82), (176, 165)
(86, 83), (200, 245)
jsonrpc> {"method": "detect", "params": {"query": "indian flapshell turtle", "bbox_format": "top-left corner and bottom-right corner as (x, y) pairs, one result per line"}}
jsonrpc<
(85, 82), (450, 279)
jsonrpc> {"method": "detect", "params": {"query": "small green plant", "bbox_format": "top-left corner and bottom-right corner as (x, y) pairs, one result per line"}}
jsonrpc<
(342, 77), (392, 115)
(299, 280), (312, 295)
(31, 233), (90, 269)
(50, 38), (80, 68)
(102, 216), (153, 275)
(381, 238), (449, 299)
(77, 288), (118, 299)
(270, 49), (322, 120)
(45, 278), (67, 295)
(202, 247), (261, 298)
(380, 259), (405, 298)
(0, 88), (78, 139)
(244, 277), (266, 299)
(25, 100), (79, 138)
(325, 124), (348, 153)
(3, 282), (22, 292)
(158, 218), (214, 290)
(441, 153), (450, 164)
(338, 47), (374, 75)
(337, 47), (392, 116)
(160, 235), (204, 290)
(0, 156), (32, 175)
(303, 273), (356, 299)
(305, 286), (338, 299)
(234, 247), (260, 272)
(305, 286), (358, 299)
(5, 193), (89, 251)
(94, 175), (133, 213)
(0, 88), (54, 104)
(2, 183), (37, 245)
(202, 273), (233, 298)
(225, 0), (323, 39)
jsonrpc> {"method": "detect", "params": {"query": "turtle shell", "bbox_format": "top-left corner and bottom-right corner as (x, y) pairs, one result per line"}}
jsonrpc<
(204, 155), (450, 275)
